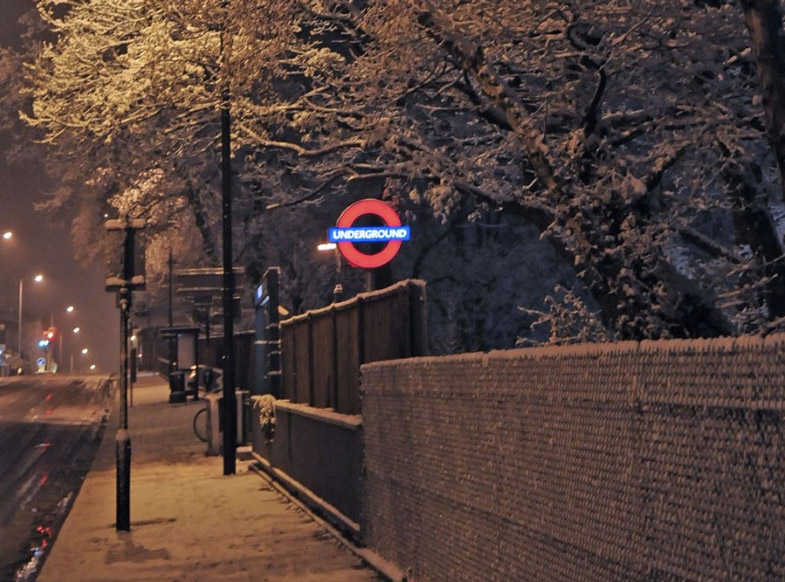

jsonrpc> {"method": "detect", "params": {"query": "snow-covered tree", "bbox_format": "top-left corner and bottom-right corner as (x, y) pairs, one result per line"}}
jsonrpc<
(19, 0), (785, 346)
(289, 0), (785, 340)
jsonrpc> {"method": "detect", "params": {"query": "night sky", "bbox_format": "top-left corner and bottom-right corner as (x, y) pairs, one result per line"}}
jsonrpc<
(0, 0), (118, 373)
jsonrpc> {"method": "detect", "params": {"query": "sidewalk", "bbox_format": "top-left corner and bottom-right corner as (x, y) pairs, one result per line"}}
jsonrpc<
(37, 374), (384, 582)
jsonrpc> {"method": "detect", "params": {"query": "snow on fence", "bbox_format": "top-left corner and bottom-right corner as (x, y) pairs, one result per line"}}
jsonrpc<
(279, 279), (427, 415)
(250, 280), (428, 532)
(361, 335), (785, 582)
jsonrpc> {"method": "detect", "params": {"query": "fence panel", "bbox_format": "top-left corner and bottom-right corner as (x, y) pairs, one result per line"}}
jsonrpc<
(311, 314), (335, 408)
(281, 325), (297, 401)
(335, 306), (361, 414)
(293, 321), (312, 405)
(363, 288), (412, 362)
(280, 280), (426, 415)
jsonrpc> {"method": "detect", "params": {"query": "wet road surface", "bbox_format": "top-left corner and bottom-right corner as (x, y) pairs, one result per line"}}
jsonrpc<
(0, 375), (113, 581)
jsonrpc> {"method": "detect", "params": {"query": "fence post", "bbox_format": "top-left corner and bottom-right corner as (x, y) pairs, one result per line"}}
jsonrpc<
(307, 314), (315, 406)
(288, 322), (294, 402)
(331, 307), (339, 410)
(410, 281), (428, 356)
(357, 295), (365, 366)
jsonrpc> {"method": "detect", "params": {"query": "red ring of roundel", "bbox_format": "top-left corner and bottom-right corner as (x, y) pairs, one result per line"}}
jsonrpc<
(335, 199), (403, 268)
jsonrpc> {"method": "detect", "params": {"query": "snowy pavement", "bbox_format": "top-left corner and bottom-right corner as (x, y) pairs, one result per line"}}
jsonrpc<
(37, 375), (384, 582)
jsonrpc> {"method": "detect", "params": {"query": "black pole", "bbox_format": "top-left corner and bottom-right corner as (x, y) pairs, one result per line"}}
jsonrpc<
(105, 217), (143, 532)
(206, 314), (211, 368)
(168, 250), (174, 327)
(116, 286), (131, 531)
(333, 249), (343, 302)
(129, 319), (134, 408)
(168, 250), (175, 377)
(220, 27), (236, 475)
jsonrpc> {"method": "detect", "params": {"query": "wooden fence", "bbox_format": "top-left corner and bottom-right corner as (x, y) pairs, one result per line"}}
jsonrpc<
(280, 280), (427, 415)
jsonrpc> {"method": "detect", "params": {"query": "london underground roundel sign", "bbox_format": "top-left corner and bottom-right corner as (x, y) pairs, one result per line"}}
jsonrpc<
(328, 199), (410, 268)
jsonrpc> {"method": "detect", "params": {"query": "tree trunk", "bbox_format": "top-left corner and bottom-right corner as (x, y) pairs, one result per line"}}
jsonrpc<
(184, 185), (220, 265)
(740, 0), (785, 200)
(726, 161), (785, 319)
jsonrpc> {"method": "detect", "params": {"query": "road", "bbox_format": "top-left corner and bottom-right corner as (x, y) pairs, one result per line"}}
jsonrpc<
(0, 375), (113, 582)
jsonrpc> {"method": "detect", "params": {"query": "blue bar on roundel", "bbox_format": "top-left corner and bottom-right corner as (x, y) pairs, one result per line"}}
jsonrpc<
(328, 226), (411, 243)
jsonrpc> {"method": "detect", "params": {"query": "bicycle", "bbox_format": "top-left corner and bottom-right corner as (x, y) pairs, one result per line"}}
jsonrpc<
(192, 406), (208, 442)
(192, 385), (222, 443)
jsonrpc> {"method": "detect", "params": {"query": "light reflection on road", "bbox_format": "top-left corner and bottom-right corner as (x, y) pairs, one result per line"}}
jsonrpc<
(0, 376), (113, 581)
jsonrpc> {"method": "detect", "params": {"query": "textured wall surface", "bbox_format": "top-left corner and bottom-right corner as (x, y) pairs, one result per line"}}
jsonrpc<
(361, 336), (785, 582)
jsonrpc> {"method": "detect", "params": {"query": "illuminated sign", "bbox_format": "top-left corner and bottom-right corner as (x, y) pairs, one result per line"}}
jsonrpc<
(332, 199), (409, 268)
(254, 283), (270, 308)
(329, 227), (410, 243)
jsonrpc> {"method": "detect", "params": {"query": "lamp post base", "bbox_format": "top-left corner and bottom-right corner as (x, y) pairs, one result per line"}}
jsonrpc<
(115, 429), (131, 531)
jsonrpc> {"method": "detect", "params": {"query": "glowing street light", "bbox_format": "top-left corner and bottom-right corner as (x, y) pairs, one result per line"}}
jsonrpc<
(317, 242), (343, 302)
(69, 327), (82, 373)
(89, 364), (96, 371)
(81, 348), (89, 355)
(66, 305), (74, 313)
(18, 273), (44, 356)
(2, 231), (12, 240)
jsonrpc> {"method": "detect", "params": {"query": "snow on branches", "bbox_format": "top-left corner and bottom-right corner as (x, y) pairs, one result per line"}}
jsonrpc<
(17, 0), (785, 345)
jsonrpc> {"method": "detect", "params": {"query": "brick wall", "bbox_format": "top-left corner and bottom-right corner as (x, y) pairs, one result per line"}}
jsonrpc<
(361, 336), (785, 581)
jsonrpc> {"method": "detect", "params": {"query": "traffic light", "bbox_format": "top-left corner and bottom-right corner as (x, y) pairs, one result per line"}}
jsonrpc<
(39, 328), (56, 348)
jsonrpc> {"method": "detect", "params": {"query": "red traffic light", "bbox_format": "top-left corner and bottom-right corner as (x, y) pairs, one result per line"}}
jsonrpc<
(45, 328), (56, 340)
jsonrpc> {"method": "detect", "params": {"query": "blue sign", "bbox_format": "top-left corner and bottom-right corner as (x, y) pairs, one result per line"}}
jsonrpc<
(329, 226), (411, 243)
(254, 283), (269, 308)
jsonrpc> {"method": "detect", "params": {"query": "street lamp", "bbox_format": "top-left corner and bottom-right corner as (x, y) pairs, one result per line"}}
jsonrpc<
(18, 273), (44, 359)
(69, 327), (81, 373)
(76, 347), (89, 374)
(2, 231), (12, 240)
(317, 242), (343, 302)
(56, 305), (76, 373)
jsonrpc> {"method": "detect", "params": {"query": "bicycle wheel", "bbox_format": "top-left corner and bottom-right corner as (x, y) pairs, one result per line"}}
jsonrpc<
(193, 407), (208, 442)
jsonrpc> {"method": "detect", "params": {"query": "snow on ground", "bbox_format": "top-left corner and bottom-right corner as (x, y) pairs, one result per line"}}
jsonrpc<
(36, 378), (384, 582)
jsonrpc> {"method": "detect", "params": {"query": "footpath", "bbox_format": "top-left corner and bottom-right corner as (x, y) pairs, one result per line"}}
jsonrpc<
(37, 374), (384, 582)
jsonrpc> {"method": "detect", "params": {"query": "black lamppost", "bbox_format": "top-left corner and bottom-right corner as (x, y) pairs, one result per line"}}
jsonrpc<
(105, 217), (145, 531)
(220, 3), (237, 476)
